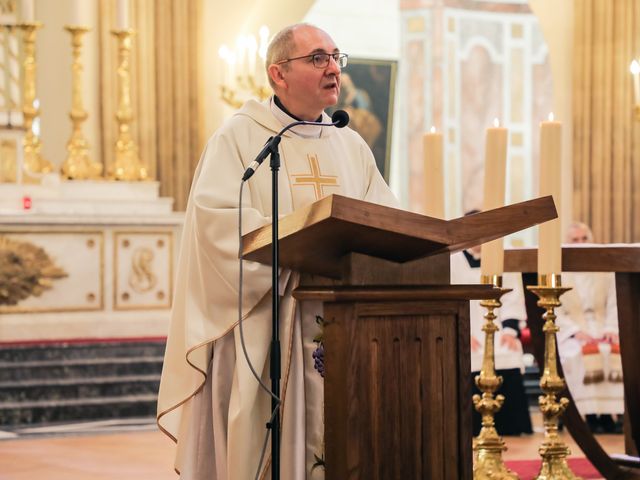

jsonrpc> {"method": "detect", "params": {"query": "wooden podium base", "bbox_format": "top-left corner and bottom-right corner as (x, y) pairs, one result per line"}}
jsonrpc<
(295, 285), (500, 480)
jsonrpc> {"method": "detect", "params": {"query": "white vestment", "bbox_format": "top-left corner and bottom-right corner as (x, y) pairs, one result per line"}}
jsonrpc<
(555, 272), (623, 415)
(450, 251), (527, 372)
(157, 98), (398, 479)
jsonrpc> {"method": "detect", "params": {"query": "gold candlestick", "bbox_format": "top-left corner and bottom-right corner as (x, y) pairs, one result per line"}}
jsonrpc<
(473, 274), (519, 480)
(109, 29), (147, 181)
(527, 273), (582, 480)
(20, 22), (53, 179)
(61, 25), (102, 180)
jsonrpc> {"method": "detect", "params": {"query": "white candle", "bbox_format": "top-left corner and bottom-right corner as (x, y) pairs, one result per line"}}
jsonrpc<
(227, 52), (237, 88)
(218, 45), (229, 86)
(630, 60), (640, 105)
(258, 26), (269, 87)
(247, 35), (258, 78)
(480, 118), (508, 277)
(71, 0), (90, 26)
(538, 113), (562, 277)
(423, 126), (444, 218)
(116, 0), (130, 30)
(21, 0), (34, 23)
(235, 36), (246, 79)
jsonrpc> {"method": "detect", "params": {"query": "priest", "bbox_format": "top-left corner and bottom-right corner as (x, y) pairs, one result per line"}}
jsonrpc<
(156, 23), (397, 479)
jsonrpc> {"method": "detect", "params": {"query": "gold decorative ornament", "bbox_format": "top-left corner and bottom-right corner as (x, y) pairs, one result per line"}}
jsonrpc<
(0, 235), (68, 305)
(0, 138), (18, 182)
(527, 273), (582, 480)
(19, 21), (53, 179)
(108, 29), (147, 181)
(218, 28), (272, 109)
(473, 274), (520, 480)
(220, 78), (270, 109)
(61, 25), (102, 180)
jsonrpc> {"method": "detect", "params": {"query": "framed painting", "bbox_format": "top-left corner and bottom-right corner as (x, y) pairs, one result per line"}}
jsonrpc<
(327, 58), (397, 183)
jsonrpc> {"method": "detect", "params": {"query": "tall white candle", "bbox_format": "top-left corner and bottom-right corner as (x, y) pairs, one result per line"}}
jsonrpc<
(218, 45), (229, 86)
(71, 0), (90, 26)
(21, 0), (34, 23)
(480, 119), (508, 277)
(235, 36), (246, 79)
(630, 61), (640, 106)
(247, 35), (257, 78)
(538, 113), (562, 277)
(423, 126), (444, 218)
(116, 0), (130, 30)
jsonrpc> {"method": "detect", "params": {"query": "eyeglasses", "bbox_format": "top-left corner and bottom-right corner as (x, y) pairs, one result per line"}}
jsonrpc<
(277, 52), (348, 69)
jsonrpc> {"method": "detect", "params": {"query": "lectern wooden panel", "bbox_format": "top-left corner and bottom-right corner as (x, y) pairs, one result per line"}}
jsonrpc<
(325, 300), (469, 479)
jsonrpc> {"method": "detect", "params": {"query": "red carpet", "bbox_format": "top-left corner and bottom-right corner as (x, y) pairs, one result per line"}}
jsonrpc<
(505, 457), (601, 479)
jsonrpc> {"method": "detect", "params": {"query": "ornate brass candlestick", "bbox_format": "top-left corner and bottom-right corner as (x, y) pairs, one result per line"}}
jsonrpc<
(109, 29), (147, 181)
(527, 274), (581, 480)
(20, 22), (53, 179)
(61, 25), (102, 180)
(473, 274), (519, 480)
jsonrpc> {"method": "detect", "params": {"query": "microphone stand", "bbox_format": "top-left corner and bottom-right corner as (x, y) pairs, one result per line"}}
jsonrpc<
(268, 135), (282, 480)
(241, 111), (348, 480)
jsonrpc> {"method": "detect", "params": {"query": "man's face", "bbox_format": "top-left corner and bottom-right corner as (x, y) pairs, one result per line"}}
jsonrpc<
(274, 26), (341, 120)
(567, 226), (590, 243)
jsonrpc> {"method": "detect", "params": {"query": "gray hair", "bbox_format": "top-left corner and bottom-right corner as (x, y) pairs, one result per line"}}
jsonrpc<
(566, 221), (594, 242)
(265, 23), (315, 90)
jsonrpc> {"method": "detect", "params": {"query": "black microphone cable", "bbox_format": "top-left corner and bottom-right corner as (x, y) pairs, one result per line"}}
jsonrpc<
(237, 180), (279, 480)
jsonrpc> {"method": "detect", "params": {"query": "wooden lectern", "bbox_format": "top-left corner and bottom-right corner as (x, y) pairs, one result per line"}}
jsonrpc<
(243, 194), (557, 479)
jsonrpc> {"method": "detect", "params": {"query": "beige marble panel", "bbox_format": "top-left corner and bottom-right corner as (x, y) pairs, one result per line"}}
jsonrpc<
(113, 231), (173, 311)
(460, 45), (503, 213)
(0, 231), (103, 313)
(406, 38), (426, 213)
(510, 48), (524, 123)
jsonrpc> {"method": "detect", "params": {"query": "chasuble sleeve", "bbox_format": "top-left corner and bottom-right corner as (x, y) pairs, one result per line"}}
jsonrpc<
(188, 129), (275, 323)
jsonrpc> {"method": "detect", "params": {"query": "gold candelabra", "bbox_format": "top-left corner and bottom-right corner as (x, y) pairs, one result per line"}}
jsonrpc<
(109, 29), (147, 181)
(20, 21), (53, 179)
(527, 274), (582, 480)
(61, 25), (102, 180)
(473, 274), (520, 480)
(218, 29), (272, 109)
(220, 76), (270, 109)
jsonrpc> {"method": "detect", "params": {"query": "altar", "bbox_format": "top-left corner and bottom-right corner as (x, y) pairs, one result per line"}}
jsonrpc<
(0, 179), (183, 342)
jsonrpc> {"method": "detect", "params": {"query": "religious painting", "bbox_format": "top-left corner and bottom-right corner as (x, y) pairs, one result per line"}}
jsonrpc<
(327, 58), (397, 183)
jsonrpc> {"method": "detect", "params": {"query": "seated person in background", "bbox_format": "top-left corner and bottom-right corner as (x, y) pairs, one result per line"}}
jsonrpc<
(450, 230), (533, 437)
(555, 221), (623, 434)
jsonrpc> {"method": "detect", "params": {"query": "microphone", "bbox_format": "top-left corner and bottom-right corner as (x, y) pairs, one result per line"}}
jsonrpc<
(242, 110), (350, 181)
(331, 109), (349, 128)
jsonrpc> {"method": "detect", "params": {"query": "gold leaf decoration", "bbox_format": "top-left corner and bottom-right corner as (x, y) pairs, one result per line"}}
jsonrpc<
(0, 236), (68, 305)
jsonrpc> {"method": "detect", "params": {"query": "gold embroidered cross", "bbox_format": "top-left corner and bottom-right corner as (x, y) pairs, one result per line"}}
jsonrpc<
(292, 154), (338, 200)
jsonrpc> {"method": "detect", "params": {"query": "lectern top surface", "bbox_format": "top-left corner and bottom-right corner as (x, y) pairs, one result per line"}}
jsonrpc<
(242, 194), (556, 278)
